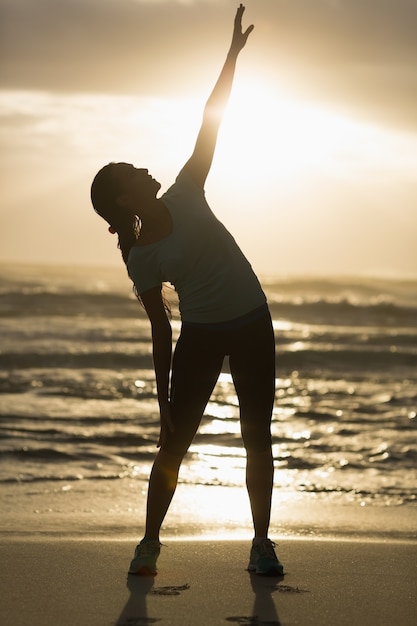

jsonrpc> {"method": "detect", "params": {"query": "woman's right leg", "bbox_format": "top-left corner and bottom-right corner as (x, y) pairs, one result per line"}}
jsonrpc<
(129, 449), (185, 575)
(144, 449), (184, 540)
(144, 324), (224, 540)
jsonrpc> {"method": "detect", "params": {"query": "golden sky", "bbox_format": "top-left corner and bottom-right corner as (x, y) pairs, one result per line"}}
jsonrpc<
(1, 0), (416, 277)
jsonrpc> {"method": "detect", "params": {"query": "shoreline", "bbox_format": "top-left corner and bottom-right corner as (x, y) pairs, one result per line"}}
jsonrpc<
(1, 476), (416, 625)
(1, 480), (416, 543)
(2, 533), (416, 545)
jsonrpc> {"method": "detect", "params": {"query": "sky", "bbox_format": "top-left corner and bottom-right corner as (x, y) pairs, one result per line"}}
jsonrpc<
(1, 0), (416, 278)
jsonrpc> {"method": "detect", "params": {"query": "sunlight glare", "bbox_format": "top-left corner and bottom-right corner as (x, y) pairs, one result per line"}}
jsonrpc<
(199, 418), (240, 435)
(214, 75), (415, 186)
(205, 402), (237, 420)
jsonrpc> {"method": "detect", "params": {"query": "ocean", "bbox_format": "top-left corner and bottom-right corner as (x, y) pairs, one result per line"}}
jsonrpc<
(1, 263), (416, 538)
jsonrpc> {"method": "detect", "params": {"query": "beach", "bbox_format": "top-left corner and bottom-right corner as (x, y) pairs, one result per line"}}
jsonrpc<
(0, 536), (416, 626)
(1, 263), (416, 624)
(1, 479), (416, 625)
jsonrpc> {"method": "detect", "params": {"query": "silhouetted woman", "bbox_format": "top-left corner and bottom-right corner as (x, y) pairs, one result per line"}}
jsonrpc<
(91, 4), (283, 577)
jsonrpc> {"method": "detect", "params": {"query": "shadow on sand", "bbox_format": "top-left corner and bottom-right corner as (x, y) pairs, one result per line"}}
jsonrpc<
(225, 572), (285, 626)
(116, 576), (191, 625)
(115, 575), (157, 625)
(115, 562), (306, 626)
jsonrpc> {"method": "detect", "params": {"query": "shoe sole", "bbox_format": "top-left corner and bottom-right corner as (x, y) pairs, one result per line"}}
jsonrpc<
(256, 567), (284, 576)
(247, 563), (284, 576)
(128, 565), (157, 576)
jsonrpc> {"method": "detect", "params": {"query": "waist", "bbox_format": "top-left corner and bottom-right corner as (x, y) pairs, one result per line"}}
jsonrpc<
(182, 303), (270, 331)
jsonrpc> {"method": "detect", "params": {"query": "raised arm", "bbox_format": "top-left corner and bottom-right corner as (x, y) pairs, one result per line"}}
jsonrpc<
(182, 4), (254, 189)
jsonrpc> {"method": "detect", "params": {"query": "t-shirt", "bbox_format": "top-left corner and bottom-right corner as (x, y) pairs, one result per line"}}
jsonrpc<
(127, 169), (266, 323)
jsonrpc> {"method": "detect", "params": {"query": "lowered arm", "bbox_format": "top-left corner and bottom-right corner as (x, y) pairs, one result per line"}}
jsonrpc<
(140, 285), (174, 448)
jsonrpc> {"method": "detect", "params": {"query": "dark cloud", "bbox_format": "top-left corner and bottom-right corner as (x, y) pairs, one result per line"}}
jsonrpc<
(0, 0), (229, 94)
(1, 0), (416, 131)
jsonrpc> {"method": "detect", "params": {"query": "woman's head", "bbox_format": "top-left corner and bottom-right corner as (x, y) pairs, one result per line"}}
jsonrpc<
(91, 163), (160, 217)
(90, 163), (170, 313)
(91, 163), (125, 226)
(90, 162), (140, 264)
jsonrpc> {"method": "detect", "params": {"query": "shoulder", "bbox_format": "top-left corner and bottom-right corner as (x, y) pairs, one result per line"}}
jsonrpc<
(161, 169), (209, 221)
(162, 168), (205, 201)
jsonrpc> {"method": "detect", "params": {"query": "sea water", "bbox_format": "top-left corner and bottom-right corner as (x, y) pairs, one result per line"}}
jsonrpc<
(0, 264), (416, 537)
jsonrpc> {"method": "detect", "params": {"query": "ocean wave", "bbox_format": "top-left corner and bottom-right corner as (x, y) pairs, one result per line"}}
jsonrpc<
(1, 347), (415, 375)
(1, 268), (417, 326)
(0, 291), (141, 318)
(268, 299), (417, 327)
(1, 266), (416, 505)
(1, 289), (416, 323)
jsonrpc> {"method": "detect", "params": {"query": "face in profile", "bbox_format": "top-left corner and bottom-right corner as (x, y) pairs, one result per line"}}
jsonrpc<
(111, 163), (161, 209)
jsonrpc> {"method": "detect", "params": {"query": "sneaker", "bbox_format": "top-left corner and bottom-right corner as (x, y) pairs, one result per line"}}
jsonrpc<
(128, 538), (161, 576)
(247, 538), (284, 576)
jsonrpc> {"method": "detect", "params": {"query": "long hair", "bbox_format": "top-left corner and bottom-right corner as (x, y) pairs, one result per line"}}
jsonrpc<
(90, 163), (140, 264)
(90, 163), (171, 315)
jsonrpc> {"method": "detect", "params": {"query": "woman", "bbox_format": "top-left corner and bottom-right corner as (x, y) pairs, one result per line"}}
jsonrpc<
(91, 4), (283, 577)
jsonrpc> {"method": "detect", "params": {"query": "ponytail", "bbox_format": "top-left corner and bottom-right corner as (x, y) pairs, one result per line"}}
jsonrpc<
(112, 213), (140, 264)
(90, 163), (139, 263)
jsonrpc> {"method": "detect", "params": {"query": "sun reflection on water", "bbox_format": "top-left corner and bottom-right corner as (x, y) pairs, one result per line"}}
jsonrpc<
(204, 402), (237, 421)
(180, 445), (246, 489)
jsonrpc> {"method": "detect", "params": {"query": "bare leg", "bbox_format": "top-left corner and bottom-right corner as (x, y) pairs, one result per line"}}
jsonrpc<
(144, 449), (184, 540)
(245, 448), (274, 538)
(228, 313), (276, 539)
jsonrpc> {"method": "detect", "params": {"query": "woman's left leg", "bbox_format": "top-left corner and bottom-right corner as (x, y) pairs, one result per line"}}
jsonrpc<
(244, 448), (274, 538)
(228, 313), (276, 538)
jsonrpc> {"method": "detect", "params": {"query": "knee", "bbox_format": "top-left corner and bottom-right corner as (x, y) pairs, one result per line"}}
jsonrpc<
(242, 427), (272, 455)
(156, 448), (184, 469)
(246, 447), (273, 462)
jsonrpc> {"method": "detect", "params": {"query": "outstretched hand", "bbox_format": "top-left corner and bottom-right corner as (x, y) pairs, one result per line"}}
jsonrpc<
(230, 4), (254, 53)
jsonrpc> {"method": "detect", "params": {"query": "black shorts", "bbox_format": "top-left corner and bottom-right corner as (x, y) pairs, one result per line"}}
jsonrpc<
(163, 307), (275, 456)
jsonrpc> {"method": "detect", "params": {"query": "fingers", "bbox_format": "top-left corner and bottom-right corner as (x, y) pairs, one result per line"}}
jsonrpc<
(163, 411), (175, 434)
(234, 4), (254, 43)
(157, 404), (175, 448)
(157, 422), (174, 448)
(157, 423), (166, 448)
(244, 24), (255, 37)
(235, 4), (245, 26)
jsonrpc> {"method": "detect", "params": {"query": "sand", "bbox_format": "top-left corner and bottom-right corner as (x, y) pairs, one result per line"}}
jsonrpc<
(0, 537), (416, 626)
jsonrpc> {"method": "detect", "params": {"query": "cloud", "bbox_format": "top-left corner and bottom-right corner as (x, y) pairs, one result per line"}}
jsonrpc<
(258, 0), (417, 131)
(1, 0), (417, 131)
(0, 0), (231, 95)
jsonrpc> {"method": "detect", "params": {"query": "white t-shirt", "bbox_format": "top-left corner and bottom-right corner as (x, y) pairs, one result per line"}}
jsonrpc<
(127, 169), (266, 323)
